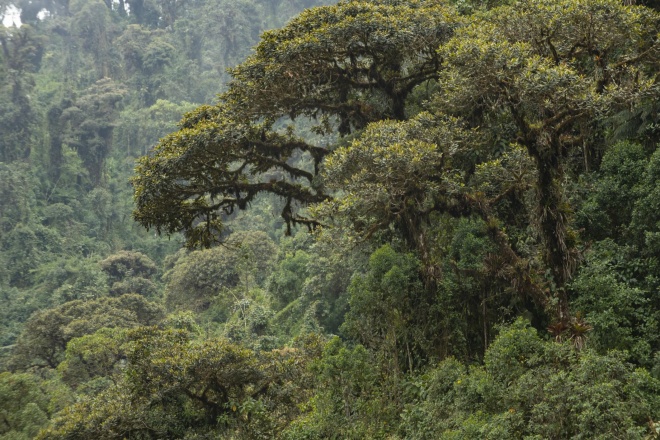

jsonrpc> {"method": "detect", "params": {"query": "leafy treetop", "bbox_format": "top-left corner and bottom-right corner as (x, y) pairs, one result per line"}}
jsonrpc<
(132, 0), (461, 248)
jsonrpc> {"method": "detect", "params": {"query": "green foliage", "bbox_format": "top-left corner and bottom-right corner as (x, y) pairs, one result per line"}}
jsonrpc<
(164, 247), (239, 312)
(190, 0), (264, 74)
(268, 250), (310, 309)
(115, 99), (197, 157)
(50, 257), (110, 303)
(41, 328), (321, 440)
(11, 294), (165, 369)
(1, 224), (42, 288)
(117, 25), (175, 105)
(59, 78), (126, 184)
(221, 290), (278, 350)
(629, 148), (660, 256)
(132, 0), (462, 247)
(283, 337), (393, 440)
(164, 231), (277, 313)
(227, 0), (461, 125)
(319, 112), (475, 248)
(0, 24), (43, 162)
(31, 255), (103, 303)
(570, 240), (660, 366)
(270, 299), (324, 347)
(3, 0), (660, 439)
(0, 163), (36, 236)
(100, 250), (160, 298)
(0, 371), (73, 439)
(69, 0), (117, 79)
(577, 141), (649, 242)
(402, 319), (660, 439)
(342, 245), (430, 372)
(56, 328), (127, 391)
(571, 141), (660, 365)
(0, 286), (34, 348)
(431, 216), (521, 362)
(434, 0), (660, 316)
(267, 232), (362, 336)
(132, 104), (328, 248)
(342, 226), (511, 368)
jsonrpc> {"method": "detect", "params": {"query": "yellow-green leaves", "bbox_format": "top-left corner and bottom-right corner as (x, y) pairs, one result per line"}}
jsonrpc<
(227, 0), (461, 126)
(435, 0), (660, 304)
(133, 0), (466, 248)
(319, 113), (475, 247)
(43, 327), (320, 440)
(132, 106), (328, 247)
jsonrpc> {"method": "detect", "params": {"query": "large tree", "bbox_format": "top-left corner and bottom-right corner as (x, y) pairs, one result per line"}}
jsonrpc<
(132, 0), (461, 248)
(133, 0), (660, 325)
(323, 0), (660, 326)
(434, 0), (660, 320)
(0, 24), (43, 162)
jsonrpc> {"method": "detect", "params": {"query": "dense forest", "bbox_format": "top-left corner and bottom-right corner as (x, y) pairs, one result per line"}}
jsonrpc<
(2, 0), (660, 438)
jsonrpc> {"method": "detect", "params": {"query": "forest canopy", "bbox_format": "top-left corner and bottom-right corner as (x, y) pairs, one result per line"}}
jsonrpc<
(133, 0), (660, 326)
(3, 0), (660, 438)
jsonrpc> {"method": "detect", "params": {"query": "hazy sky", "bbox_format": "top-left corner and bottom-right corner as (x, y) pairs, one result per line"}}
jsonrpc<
(2, 5), (21, 27)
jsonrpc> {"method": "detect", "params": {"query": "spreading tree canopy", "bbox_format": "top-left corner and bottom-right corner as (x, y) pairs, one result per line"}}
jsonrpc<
(132, 0), (461, 248)
(133, 0), (660, 324)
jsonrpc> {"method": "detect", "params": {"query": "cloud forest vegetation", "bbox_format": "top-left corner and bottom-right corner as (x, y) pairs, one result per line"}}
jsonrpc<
(1, 0), (660, 438)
